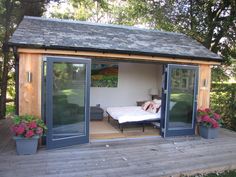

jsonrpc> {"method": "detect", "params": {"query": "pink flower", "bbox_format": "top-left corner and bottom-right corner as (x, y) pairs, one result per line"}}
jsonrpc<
(214, 113), (221, 120)
(201, 115), (212, 123)
(12, 124), (26, 136)
(212, 123), (219, 128)
(197, 108), (221, 128)
(17, 126), (25, 135)
(211, 118), (219, 128)
(205, 108), (211, 113)
(20, 122), (27, 128)
(25, 130), (35, 138)
(28, 121), (37, 129)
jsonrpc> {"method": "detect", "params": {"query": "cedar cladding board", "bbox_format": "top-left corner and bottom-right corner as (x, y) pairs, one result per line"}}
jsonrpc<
(9, 16), (221, 62)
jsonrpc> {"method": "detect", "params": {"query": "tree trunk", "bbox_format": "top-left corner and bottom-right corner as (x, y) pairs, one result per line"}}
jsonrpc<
(0, 0), (12, 119)
(0, 45), (10, 119)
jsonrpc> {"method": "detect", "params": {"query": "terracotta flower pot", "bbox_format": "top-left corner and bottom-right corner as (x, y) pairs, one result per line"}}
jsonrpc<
(199, 126), (219, 139)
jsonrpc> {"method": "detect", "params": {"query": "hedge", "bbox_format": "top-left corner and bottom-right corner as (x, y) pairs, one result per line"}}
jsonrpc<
(210, 83), (236, 131)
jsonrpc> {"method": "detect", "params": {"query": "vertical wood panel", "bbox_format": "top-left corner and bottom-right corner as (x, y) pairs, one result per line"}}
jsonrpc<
(17, 52), (212, 118)
(19, 53), (42, 118)
(198, 65), (211, 109)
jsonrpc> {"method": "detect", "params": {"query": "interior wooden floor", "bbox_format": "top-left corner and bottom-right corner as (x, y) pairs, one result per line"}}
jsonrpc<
(90, 117), (160, 140)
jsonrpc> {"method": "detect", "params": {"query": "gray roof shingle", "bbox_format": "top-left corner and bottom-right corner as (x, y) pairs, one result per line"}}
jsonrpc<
(9, 16), (222, 61)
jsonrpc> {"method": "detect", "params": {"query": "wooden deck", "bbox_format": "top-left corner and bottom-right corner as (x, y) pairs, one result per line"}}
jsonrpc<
(0, 118), (236, 177)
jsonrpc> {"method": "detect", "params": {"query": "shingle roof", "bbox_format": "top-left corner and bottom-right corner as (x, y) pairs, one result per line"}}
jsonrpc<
(9, 16), (222, 61)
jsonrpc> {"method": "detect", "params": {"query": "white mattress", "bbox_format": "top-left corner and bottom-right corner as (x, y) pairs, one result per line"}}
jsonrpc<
(106, 106), (161, 124)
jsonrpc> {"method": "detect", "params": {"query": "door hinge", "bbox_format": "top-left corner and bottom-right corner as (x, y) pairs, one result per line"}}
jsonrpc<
(43, 57), (47, 62)
(164, 90), (167, 94)
(161, 128), (165, 133)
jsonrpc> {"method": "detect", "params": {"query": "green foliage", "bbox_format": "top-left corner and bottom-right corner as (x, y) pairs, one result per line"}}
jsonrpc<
(111, 0), (149, 26)
(7, 70), (15, 99)
(212, 45), (236, 82)
(12, 114), (47, 131)
(189, 170), (236, 177)
(211, 67), (231, 82)
(210, 83), (236, 131)
(50, 1), (236, 83)
(0, 0), (52, 118)
(91, 75), (118, 87)
(112, 0), (236, 82)
(6, 104), (15, 115)
(50, 0), (109, 22)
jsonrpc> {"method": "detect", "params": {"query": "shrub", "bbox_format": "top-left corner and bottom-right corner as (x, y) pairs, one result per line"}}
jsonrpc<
(210, 83), (236, 131)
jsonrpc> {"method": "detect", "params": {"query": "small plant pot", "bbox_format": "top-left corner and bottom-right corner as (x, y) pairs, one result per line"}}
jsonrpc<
(13, 136), (39, 155)
(199, 126), (219, 139)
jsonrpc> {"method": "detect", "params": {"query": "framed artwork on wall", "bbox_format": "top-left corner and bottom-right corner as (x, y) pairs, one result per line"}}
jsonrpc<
(91, 62), (119, 87)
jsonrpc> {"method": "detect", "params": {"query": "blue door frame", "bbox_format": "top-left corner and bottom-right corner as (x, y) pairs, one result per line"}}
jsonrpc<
(45, 56), (91, 149)
(161, 64), (199, 137)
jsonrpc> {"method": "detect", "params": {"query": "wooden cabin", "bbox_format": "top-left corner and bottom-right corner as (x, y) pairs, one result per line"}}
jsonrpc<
(9, 16), (222, 149)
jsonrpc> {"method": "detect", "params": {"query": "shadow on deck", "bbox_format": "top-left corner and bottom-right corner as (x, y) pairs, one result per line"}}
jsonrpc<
(0, 118), (236, 177)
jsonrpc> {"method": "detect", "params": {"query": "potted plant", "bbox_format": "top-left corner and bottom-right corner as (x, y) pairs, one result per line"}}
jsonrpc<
(11, 115), (47, 155)
(197, 108), (222, 139)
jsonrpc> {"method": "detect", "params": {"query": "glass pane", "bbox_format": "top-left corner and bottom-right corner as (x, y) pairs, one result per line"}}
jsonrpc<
(168, 68), (195, 129)
(52, 62), (86, 140)
(43, 62), (46, 123)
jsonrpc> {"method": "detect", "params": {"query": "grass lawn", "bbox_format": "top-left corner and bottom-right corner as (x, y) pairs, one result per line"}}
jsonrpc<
(190, 170), (236, 177)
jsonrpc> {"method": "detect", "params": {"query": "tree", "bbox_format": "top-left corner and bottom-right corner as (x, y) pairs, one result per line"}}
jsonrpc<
(49, 0), (236, 82)
(113, 0), (236, 81)
(50, 0), (109, 22)
(0, 0), (52, 119)
(168, 0), (236, 81)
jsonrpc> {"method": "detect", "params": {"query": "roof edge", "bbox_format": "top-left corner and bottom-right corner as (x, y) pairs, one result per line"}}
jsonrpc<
(9, 42), (222, 62)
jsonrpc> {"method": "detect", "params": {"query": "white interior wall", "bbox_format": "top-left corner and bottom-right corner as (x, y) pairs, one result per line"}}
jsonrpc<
(90, 62), (163, 111)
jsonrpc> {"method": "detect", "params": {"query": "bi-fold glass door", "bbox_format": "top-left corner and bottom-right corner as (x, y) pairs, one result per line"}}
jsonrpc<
(161, 64), (199, 137)
(44, 57), (198, 148)
(45, 56), (91, 149)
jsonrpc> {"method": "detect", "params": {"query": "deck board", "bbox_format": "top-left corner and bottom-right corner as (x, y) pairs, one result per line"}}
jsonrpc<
(0, 119), (236, 177)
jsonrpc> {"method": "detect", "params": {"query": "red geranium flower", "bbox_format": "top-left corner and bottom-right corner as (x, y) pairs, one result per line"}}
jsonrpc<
(28, 121), (37, 129)
(25, 130), (35, 138)
(211, 118), (219, 128)
(197, 108), (222, 128)
(204, 108), (211, 113)
(214, 113), (221, 120)
(11, 115), (47, 138)
(17, 126), (25, 135)
(201, 115), (211, 122)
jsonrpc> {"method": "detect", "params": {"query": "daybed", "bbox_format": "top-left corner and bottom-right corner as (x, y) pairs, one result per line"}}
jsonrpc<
(106, 106), (161, 132)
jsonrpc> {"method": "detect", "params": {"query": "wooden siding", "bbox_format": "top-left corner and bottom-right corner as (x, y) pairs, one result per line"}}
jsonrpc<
(18, 48), (221, 65)
(198, 65), (211, 108)
(17, 50), (214, 120)
(19, 53), (42, 117)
